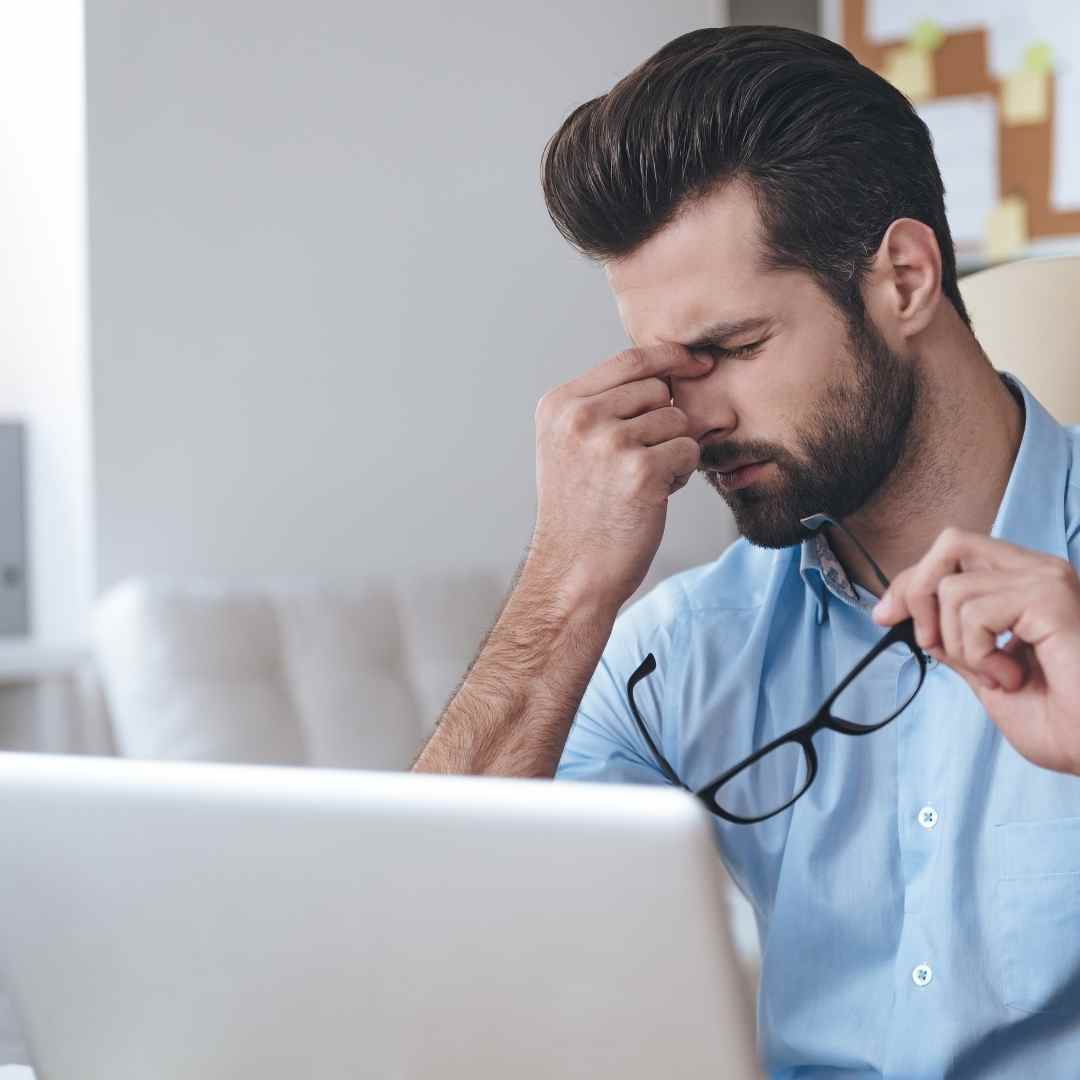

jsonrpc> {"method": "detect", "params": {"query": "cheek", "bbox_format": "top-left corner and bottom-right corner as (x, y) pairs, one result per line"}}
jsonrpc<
(760, 334), (842, 419)
(737, 340), (837, 439)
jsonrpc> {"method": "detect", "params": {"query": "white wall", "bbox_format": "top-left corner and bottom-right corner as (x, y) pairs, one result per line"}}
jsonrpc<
(0, 0), (93, 646)
(85, 0), (737, 613)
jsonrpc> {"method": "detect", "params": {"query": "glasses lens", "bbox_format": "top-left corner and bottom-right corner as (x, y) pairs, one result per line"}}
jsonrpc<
(713, 740), (811, 822)
(830, 644), (922, 729)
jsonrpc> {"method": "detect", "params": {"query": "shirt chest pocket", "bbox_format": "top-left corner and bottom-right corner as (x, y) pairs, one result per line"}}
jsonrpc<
(993, 817), (1080, 1015)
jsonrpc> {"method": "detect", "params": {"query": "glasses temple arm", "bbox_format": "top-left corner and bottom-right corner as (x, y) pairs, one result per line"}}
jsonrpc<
(800, 512), (891, 593)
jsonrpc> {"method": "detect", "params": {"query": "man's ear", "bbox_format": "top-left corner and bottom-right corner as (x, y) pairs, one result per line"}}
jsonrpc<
(866, 218), (942, 340)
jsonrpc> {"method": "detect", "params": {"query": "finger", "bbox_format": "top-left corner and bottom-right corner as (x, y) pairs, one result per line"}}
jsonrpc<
(871, 566), (914, 626)
(928, 645), (994, 694)
(621, 406), (690, 448)
(573, 345), (715, 398)
(911, 530), (1050, 614)
(933, 572), (1032, 689)
(930, 527), (1051, 573)
(669, 470), (693, 494)
(927, 642), (1024, 695)
(959, 591), (1029, 690)
(928, 643), (1010, 695)
(936, 570), (1016, 664)
(644, 437), (702, 497)
(602, 377), (676, 420)
(872, 564), (938, 641)
(875, 529), (1041, 643)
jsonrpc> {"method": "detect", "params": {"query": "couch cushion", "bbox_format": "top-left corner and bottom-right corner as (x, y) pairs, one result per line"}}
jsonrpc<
(394, 568), (507, 734)
(94, 579), (426, 769)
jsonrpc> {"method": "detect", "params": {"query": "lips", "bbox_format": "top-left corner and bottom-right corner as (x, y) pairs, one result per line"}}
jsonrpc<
(706, 460), (770, 491)
(708, 459), (765, 475)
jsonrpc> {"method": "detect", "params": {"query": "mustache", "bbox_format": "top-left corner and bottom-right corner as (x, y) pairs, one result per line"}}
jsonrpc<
(698, 442), (785, 472)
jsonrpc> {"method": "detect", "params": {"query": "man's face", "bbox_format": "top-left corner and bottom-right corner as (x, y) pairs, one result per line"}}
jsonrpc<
(606, 182), (919, 548)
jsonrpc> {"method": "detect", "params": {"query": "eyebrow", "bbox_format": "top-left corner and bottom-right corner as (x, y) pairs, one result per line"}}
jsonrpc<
(680, 316), (774, 351)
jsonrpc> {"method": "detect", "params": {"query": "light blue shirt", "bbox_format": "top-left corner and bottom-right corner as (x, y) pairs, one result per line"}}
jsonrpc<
(557, 371), (1080, 1078)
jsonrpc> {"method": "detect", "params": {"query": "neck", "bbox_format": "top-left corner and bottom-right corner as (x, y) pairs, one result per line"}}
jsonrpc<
(826, 314), (1025, 599)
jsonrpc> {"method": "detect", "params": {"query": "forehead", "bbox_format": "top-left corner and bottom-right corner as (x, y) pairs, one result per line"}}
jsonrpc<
(605, 181), (788, 347)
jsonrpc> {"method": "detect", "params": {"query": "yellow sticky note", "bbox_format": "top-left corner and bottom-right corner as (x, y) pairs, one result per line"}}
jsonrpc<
(882, 46), (934, 102)
(910, 19), (945, 55)
(1024, 42), (1053, 75)
(1003, 69), (1049, 125)
(984, 196), (1028, 261)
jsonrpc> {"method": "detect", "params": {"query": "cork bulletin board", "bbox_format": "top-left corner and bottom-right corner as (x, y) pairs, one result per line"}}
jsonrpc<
(837, 0), (1080, 265)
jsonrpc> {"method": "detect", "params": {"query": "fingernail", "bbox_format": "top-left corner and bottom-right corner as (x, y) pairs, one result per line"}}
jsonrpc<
(695, 353), (715, 366)
(978, 674), (1000, 690)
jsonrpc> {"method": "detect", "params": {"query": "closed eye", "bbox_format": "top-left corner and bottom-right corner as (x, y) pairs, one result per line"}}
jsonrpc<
(702, 339), (766, 360)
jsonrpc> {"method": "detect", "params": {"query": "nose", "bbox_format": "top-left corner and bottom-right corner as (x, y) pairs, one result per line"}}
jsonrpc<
(670, 369), (738, 445)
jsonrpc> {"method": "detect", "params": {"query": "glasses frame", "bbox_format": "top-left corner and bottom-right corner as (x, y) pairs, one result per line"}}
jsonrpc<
(625, 513), (929, 825)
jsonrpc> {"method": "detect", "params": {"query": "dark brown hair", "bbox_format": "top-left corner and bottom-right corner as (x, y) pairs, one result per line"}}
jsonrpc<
(541, 26), (970, 328)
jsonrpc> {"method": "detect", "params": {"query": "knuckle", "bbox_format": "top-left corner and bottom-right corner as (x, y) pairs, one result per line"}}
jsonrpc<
(676, 435), (701, 462)
(603, 422), (633, 455)
(624, 453), (653, 494)
(562, 398), (595, 436)
(534, 390), (553, 424)
(936, 574), (962, 602)
(913, 571), (940, 600)
(652, 408), (689, 442)
(939, 525), (963, 545)
(535, 387), (570, 428)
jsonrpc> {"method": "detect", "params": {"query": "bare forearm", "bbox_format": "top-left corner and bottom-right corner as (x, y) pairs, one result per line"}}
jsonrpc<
(411, 564), (619, 778)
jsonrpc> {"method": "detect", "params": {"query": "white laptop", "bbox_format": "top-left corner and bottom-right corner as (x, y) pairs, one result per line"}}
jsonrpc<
(0, 752), (760, 1079)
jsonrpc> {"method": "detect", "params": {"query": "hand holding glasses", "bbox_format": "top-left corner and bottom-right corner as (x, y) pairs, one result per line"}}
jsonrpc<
(626, 513), (929, 824)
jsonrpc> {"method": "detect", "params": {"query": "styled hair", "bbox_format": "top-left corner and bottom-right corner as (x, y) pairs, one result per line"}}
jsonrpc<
(540, 26), (970, 328)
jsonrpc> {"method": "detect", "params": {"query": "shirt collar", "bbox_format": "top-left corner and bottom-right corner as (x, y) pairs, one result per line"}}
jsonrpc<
(798, 369), (1071, 624)
(800, 530), (860, 624)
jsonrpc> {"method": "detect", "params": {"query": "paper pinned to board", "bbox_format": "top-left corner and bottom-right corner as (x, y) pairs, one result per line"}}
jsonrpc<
(1002, 70), (1049, 125)
(881, 45), (934, 102)
(919, 95), (998, 247)
(984, 195), (1029, 261)
(1001, 41), (1053, 127)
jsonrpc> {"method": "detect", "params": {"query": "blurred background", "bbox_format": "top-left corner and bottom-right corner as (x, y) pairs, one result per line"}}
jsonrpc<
(1, 0), (1080, 757)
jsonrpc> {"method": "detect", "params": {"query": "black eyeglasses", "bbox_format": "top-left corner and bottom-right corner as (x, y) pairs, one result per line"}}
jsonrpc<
(626, 513), (928, 825)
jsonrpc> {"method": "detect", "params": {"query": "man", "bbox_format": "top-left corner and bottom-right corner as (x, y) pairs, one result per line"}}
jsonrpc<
(414, 25), (1080, 1077)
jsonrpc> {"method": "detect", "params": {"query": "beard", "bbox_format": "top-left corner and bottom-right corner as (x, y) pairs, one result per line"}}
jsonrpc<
(698, 309), (921, 548)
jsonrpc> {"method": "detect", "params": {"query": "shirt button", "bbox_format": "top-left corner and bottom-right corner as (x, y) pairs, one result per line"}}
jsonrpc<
(912, 963), (933, 987)
(918, 805), (939, 830)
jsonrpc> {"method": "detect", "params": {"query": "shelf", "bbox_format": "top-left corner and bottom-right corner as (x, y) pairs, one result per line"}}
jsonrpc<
(0, 640), (90, 685)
